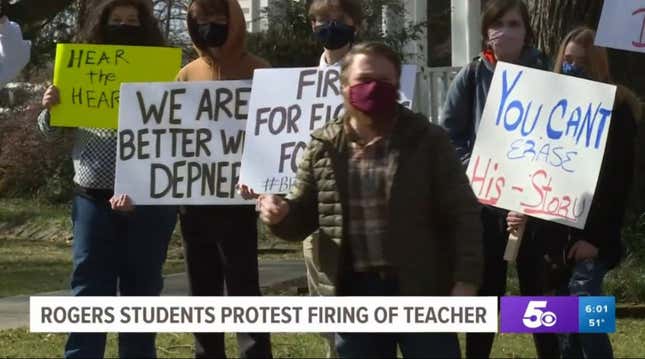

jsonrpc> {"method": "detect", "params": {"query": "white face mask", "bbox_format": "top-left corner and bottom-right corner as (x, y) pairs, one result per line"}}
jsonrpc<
(487, 26), (525, 62)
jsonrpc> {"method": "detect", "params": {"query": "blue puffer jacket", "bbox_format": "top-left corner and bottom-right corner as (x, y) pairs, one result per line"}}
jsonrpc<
(439, 47), (551, 165)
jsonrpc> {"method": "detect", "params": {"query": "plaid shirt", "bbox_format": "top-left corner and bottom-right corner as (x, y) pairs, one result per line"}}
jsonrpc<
(346, 129), (397, 271)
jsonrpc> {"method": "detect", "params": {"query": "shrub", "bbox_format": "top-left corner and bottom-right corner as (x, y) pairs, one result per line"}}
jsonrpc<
(0, 102), (74, 203)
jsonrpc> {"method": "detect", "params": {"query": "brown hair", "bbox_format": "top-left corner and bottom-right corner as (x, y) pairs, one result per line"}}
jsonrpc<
(553, 26), (610, 83)
(340, 42), (401, 85)
(80, 0), (165, 46)
(186, 0), (230, 64)
(308, 0), (364, 26)
(481, 0), (534, 48)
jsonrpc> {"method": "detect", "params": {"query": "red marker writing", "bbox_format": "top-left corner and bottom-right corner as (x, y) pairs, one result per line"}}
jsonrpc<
(633, 8), (645, 48)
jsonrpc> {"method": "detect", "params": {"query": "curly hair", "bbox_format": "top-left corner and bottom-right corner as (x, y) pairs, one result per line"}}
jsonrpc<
(79, 0), (165, 46)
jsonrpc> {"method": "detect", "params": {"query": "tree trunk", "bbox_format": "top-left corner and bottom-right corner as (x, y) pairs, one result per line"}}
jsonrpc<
(528, 0), (604, 55)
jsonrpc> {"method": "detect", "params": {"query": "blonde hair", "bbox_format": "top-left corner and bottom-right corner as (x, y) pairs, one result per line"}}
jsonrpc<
(553, 26), (610, 83)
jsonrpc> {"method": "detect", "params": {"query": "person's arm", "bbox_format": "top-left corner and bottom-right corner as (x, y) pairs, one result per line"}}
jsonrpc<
(36, 109), (61, 137)
(430, 125), (483, 290)
(37, 85), (63, 138)
(0, 16), (31, 87)
(439, 65), (475, 165)
(264, 140), (320, 242)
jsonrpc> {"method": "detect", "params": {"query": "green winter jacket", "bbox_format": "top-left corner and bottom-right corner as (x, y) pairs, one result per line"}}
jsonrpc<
(270, 105), (484, 296)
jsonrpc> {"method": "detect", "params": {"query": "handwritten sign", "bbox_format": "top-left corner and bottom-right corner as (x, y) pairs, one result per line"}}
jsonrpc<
(595, 0), (645, 53)
(239, 65), (416, 194)
(467, 62), (616, 229)
(114, 81), (253, 205)
(51, 44), (181, 129)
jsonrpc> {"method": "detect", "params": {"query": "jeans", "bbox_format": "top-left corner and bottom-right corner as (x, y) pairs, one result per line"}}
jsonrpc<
(180, 205), (272, 359)
(335, 272), (461, 359)
(467, 207), (559, 359)
(64, 195), (177, 359)
(558, 258), (613, 359)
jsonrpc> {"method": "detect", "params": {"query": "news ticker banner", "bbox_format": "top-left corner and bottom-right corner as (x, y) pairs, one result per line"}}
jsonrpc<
(501, 296), (616, 333)
(30, 296), (615, 333)
(31, 296), (497, 333)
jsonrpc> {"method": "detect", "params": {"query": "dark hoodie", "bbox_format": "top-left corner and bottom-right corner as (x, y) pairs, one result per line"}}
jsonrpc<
(177, 0), (269, 81)
(535, 86), (639, 273)
(439, 47), (551, 165)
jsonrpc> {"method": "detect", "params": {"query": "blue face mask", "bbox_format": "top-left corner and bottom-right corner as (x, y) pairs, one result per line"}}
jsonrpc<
(561, 62), (588, 79)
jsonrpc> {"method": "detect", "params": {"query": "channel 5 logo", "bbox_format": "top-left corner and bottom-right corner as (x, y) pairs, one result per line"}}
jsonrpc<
(501, 297), (578, 333)
(522, 300), (557, 328)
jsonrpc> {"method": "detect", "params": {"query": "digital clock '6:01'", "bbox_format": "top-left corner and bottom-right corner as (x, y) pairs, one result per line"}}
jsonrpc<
(579, 297), (616, 333)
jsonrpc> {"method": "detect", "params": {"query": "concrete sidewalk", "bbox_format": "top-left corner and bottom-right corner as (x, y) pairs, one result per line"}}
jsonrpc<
(0, 260), (305, 330)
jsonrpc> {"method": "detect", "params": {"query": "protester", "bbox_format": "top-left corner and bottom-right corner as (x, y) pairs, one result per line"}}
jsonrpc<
(37, 0), (177, 357)
(305, 1), (362, 357)
(257, 41), (483, 359)
(175, 0), (273, 358)
(0, 2), (31, 87)
(508, 26), (640, 359)
(439, 0), (558, 357)
(310, 0), (361, 67)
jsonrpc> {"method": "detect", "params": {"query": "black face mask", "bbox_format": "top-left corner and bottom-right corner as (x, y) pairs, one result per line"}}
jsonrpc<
(314, 21), (355, 50)
(196, 22), (228, 48)
(104, 24), (145, 45)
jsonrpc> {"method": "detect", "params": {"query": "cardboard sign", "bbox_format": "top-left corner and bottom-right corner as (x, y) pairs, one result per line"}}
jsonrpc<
(51, 44), (181, 129)
(595, 0), (645, 53)
(114, 81), (253, 205)
(239, 65), (417, 193)
(467, 62), (616, 229)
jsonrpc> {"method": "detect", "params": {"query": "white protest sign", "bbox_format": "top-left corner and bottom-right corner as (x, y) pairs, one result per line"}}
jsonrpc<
(595, 0), (645, 53)
(467, 62), (616, 229)
(115, 81), (252, 205)
(240, 65), (416, 193)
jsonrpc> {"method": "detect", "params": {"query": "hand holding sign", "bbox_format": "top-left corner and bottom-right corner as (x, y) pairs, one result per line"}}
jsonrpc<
(42, 85), (60, 110)
(237, 184), (259, 200)
(506, 212), (527, 233)
(110, 194), (134, 212)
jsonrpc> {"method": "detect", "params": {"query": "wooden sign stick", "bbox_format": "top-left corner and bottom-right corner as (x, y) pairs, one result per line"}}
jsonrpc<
(504, 222), (526, 263)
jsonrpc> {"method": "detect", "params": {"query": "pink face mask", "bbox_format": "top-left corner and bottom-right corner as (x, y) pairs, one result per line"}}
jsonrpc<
(487, 27), (525, 61)
(349, 80), (398, 118)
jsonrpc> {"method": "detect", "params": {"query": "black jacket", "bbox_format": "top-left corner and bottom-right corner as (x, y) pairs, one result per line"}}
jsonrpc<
(532, 93), (638, 271)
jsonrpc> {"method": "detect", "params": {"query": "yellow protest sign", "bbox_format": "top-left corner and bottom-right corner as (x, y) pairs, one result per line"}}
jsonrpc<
(50, 43), (181, 129)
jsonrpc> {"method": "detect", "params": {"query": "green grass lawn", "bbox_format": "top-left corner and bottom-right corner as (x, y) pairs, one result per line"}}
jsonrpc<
(0, 198), (187, 297)
(0, 236), (186, 297)
(1, 198), (645, 357)
(0, 198), (300, 297)
(1, 319), (644, 358)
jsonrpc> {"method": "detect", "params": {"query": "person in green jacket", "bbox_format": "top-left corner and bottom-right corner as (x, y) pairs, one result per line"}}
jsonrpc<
(257, 42), (483, 359)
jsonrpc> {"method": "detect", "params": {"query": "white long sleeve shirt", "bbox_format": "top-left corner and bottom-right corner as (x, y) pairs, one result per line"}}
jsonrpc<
(0, 16), (30, 87)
